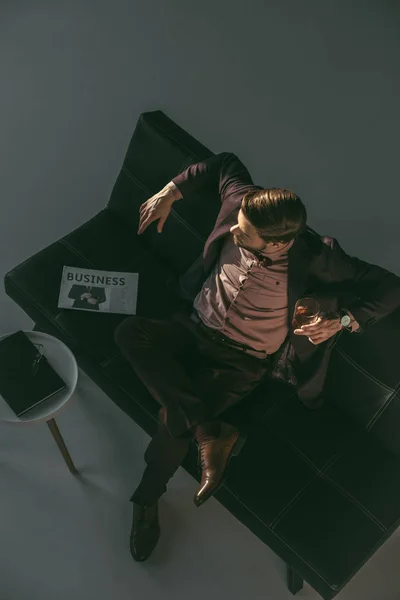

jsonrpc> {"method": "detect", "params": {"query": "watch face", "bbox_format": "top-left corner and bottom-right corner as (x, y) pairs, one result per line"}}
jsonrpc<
(341, 315), (351, 326)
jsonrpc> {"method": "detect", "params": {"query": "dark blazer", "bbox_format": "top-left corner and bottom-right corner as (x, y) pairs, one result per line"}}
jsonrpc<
(172, 152), (400, 408)
(68, 285), (107, 311)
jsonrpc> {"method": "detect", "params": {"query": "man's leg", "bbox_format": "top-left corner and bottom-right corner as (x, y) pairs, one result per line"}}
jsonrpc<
(114, 313), (204, 561)
(130, 407), (192, 507)
(124, 311), (272, 508)
(189, 338), (271, 506)
(114, 312), (270, 560)
(113, 314), (206, 438)
(179, 313), (272, 423)
(114, 312), (224, 506)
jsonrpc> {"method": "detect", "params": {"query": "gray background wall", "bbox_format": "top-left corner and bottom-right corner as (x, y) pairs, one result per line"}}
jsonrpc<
(1, 2), (400, 600)
(1, 0), (399, 333)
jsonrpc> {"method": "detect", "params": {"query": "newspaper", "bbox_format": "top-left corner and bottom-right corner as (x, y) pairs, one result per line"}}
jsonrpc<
(57, 266), (139, 315)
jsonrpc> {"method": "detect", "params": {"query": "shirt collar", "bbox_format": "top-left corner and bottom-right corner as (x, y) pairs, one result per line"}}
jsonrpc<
(257, 238), (295, 264)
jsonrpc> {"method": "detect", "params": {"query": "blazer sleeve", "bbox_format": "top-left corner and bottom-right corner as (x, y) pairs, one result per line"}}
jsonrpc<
(342, 309), (362, 333)
(171, 152), (262, 204)
(326, 237), (400, 333)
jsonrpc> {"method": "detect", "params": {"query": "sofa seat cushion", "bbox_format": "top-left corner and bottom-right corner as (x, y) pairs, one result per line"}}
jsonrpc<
(222, 385), (365, 526)
(4, 208), (181, 366)
(215, 385), (400, 593)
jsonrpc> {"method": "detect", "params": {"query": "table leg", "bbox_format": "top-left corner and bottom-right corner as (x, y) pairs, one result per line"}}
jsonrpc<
(47, 418), (78, 474)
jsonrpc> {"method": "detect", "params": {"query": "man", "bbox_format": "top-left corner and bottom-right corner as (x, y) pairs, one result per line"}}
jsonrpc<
(113, 152), (400, 563)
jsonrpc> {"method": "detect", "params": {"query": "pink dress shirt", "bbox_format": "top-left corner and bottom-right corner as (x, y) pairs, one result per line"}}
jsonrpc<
(194, 233), (359, 358)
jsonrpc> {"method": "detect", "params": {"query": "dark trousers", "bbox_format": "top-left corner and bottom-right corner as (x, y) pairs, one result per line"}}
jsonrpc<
(113, 310), (272, 506)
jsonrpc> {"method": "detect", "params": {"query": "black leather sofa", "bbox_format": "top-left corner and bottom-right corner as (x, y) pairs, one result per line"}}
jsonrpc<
(4, 110), (400, 599)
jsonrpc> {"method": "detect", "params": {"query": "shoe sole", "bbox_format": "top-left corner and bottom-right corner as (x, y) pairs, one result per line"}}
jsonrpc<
(194, 433), (247, 507)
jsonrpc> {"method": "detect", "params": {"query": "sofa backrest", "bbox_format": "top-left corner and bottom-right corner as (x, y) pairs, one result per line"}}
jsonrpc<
(106, 110), (222, 276)
(107, 109), (400, 457)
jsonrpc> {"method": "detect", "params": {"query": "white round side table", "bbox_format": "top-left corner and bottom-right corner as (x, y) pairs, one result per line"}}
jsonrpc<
(0, 330), (79, 474)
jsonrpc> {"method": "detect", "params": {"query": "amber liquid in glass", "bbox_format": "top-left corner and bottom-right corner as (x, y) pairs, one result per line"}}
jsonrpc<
(292, 305), (319, 329)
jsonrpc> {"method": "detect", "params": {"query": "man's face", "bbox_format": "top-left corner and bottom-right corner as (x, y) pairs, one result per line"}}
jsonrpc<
(230, 208), (286, 254)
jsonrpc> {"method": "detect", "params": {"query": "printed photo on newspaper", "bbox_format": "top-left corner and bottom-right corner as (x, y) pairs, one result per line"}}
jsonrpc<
(58, 266), (139, 315)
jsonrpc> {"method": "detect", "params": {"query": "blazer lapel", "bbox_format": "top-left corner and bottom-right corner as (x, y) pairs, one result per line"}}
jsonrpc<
(287, 232), (314, 328)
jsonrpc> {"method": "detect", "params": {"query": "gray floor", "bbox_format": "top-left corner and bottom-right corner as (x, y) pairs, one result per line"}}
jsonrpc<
(1, 1), (400, 599)
(1, 370), (400, 600)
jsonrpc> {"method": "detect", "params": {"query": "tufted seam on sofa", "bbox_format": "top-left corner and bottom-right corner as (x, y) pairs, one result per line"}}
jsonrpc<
(120, 163), (207, 245)
(222, 483), (336, 589)
(268, 451), (341, 531)
(121, 157), (194, 191)
(269, 435), (388, 533)
(366, 381), (400, 432)
(283, 440), (387, 531)
(168, 207), (207, 243)
(323, 519), (400, 592)
(268, 403), (392, 527)
(225, 455), (393, 593)
(121, 165), (153, 192)
(335, 345), (395, 394)
(58, 238), (98, 269)
(99, 352), (121, 368)
(3, 211), (104, 279)
(320, 473), (386, 531)
(142, 112), (205, 159)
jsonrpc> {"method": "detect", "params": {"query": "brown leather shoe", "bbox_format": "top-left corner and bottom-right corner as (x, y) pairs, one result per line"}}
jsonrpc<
(130, 502), (160, 561)
(194, 423), (247, 508)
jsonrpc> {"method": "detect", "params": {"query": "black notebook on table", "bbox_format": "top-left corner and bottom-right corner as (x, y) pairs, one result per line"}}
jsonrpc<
(0, 330), (67, 417)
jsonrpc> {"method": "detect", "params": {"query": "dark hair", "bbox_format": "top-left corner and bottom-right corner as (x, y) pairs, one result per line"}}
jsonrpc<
(241, 188), (307, 243)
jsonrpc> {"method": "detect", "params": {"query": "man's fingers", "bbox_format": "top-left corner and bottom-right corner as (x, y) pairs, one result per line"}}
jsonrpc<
(139, 206), (150, 227)
(299, 324), (320, 333)
(300, 316), (323, 329)
(294, 325), (319, 333)
(138, 206), (149, 223)
(138, 215), (155, 234)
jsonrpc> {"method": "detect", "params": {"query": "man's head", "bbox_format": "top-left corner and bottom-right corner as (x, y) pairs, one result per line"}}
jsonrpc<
(230, 188), (307, 254)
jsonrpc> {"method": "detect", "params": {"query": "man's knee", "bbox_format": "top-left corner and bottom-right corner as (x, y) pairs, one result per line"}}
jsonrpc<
(114, 315), (171, 355)
(113, 315), (142, 350)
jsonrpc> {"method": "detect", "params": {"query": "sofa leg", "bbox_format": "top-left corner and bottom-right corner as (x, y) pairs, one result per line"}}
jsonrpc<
(287, 564), (303, 595)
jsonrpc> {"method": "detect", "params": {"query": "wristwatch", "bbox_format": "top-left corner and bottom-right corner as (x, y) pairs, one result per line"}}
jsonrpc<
(338, 309), (352, 331)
